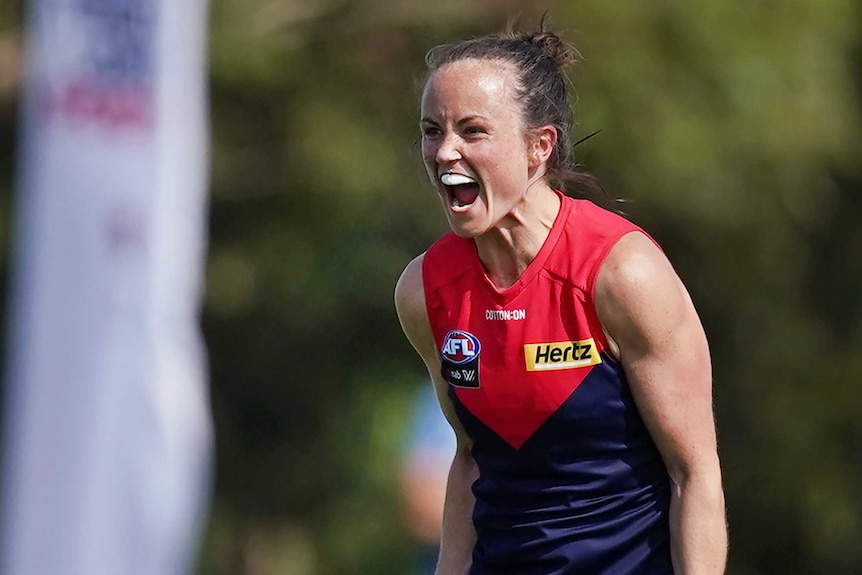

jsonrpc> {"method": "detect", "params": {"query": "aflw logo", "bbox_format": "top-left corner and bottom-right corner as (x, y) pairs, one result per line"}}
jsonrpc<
(524, 338), (602, 371)
(441, 330), (481, 389)
(441, 331), (480, 363)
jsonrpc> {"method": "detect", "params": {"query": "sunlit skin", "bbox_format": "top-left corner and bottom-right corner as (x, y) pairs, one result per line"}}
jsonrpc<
(420, 59), (560, 289)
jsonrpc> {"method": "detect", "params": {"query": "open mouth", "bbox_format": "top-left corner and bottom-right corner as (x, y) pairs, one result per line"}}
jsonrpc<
(440, 173), (480, 209)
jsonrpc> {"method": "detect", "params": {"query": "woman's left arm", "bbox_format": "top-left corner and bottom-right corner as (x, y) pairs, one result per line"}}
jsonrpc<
(595, 232), (727, 575)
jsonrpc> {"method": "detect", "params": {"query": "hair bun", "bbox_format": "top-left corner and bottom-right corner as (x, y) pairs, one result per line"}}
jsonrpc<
(523, 31), (579, 69)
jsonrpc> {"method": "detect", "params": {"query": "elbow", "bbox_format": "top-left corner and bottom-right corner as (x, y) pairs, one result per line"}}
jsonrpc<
(665, 458), (725, 504)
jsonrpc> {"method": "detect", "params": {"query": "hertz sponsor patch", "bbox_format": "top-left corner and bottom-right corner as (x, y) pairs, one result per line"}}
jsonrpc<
(524, 338), (602, 371)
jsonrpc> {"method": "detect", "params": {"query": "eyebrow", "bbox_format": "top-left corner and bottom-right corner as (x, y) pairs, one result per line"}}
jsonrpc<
(419, 115), (489, 125)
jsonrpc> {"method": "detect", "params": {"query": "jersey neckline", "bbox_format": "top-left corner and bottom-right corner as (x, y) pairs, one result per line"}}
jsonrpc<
(468, 190), (573, 304)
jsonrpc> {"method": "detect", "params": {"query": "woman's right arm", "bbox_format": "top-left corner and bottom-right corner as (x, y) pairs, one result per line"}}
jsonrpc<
(395, 255), (477, 575)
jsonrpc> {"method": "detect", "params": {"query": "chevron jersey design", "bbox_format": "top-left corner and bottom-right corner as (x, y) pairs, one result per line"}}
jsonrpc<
(422, 194), (673, 575)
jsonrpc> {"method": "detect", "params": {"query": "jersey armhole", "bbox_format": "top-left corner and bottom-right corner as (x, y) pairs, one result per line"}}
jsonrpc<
(586, 229), (663, 301)
(586, 229), (662, 354)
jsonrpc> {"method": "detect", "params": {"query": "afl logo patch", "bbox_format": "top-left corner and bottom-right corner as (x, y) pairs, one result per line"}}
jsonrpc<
(440, 330), (481, 388)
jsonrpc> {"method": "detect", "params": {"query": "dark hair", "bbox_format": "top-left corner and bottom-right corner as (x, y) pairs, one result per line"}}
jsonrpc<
(424, 20), (606, 201)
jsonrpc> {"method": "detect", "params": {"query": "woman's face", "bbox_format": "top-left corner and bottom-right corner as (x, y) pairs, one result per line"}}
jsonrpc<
(421, 59), (535, 238)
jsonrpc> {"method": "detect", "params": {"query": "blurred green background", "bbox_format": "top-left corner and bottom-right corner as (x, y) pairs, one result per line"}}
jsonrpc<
(1, 0), (862, 573)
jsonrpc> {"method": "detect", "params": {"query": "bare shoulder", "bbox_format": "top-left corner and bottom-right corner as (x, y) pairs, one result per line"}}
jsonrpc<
(394, 253), (437, 360)
(395, 253), (425, 308)
(596, 231), (682, 308)
(394, 253), (426, 331)
(595, 231), (696, 357)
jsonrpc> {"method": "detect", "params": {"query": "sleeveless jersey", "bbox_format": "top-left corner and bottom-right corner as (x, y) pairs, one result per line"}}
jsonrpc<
(422, 194), (673, 575)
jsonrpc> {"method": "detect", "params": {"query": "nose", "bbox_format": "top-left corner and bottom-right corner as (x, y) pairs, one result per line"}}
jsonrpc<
(435, 132), (462, 164)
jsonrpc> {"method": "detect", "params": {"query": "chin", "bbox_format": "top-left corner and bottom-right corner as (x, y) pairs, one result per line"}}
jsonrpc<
(450, 227), (479, 239)
(445, 217), (485, 239)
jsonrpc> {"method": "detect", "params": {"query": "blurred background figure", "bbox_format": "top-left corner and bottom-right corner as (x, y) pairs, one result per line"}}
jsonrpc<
(399, 383), (456, 575)
(0, 1), (212, 575)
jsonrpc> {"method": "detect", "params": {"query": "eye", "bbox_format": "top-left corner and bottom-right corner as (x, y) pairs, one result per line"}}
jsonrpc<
(463, 125), (487, 136)
(421, 125), (442, 138)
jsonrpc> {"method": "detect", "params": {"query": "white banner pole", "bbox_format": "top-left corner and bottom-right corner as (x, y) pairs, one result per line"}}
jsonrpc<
(1, 1), (213, 574)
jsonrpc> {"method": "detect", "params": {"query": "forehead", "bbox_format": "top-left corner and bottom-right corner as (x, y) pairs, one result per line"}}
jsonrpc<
(421, 58), (520, 118)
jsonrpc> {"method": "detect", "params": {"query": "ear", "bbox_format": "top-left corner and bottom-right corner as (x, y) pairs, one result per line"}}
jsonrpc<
(528, 125), (558, 168)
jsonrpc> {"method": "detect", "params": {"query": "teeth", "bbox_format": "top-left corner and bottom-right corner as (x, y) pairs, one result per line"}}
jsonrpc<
(440, 173), (476, 186)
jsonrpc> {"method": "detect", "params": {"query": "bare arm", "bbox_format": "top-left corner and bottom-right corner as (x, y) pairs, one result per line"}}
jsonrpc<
(395, 254), (477, 575)
(595, 232), (727, 575)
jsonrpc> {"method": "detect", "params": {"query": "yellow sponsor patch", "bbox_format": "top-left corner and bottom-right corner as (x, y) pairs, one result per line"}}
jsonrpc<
(524, 338), (602, 371)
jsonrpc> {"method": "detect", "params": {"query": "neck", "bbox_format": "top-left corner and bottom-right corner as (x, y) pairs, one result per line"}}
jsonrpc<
(475, 185), (561, 289)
